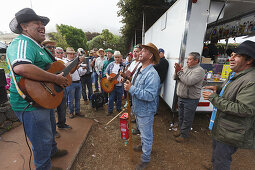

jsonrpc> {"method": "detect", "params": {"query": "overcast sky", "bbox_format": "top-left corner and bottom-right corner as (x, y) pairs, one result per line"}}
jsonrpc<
(0, 0), (123, 35)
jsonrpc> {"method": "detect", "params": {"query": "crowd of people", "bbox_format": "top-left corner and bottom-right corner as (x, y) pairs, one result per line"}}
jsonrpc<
(6, 8), (255, 170)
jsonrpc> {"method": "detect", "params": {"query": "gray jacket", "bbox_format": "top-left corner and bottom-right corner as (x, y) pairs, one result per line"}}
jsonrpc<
(174, 64), (205, 99)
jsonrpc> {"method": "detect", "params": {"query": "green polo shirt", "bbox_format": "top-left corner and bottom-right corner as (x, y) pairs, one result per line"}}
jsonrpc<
(101, 57), (114, 78)
(6, 34), (54, 111)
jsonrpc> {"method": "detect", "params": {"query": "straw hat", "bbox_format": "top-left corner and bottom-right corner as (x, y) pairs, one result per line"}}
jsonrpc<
(41, 39), (56, 46)
(97, 48), (105, 56)
(141, 42), (160, 64)
(66, 47), (76, 54)
(114, 51), (122, 57)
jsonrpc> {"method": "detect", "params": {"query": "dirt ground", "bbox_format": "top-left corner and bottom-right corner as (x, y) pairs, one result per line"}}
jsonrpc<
(71, 98), (255, 170)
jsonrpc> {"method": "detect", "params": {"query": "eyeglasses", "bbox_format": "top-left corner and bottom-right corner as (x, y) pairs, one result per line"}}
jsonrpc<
(45, 46), (56, 50)
(56, 52), (64, 54)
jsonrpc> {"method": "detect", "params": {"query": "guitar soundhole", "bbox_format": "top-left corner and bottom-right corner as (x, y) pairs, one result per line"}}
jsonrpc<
(54, 84), (63, 93)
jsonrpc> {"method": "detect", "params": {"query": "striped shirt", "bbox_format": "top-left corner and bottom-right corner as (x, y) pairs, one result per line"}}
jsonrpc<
(7, 34), (54, 111)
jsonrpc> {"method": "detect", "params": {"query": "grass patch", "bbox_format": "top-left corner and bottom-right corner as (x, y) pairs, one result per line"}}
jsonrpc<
(0, 61), (9, 74)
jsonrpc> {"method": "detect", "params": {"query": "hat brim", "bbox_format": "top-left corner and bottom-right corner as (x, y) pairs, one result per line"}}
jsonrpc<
(105, 49), (114, 54)
(9, 15), (49, 34)
(97, 50), (105, 56)
(141, 45), (160, 64)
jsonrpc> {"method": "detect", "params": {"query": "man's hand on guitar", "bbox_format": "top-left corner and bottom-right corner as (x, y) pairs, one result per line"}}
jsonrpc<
(106, 74), (112, 81)
(55, 72), (68, 87)
(124, 80), (131, 91)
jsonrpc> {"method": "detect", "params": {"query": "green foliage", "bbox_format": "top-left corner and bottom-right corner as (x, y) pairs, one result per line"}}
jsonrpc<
(48, 32), (69, 50)
(57, 24), (88, 51)
(85, 31), (100, 41)
(87, 29), (126, 54)
(0, 61), (9, 74)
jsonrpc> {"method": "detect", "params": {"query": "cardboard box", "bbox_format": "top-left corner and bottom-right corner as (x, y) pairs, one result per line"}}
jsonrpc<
(201, 58), (212, 64)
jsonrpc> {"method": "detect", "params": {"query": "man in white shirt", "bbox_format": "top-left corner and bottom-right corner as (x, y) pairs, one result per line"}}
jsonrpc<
(65, 47), (86, 118)
(95, 48), (106, 86)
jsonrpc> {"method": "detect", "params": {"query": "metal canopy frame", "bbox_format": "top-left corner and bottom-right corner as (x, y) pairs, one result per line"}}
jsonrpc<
(208, 0), (255, 28)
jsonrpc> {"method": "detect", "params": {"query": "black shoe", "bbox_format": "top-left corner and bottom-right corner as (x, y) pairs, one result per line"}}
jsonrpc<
(51, 149), (68, 159)
(133, 145), (142, 152)
(75, 113), (85, 117)
(58, 124), (72, 130)
(132, 128), (140, 135)
(135, 162), (149, 170)
(107, 112), (113, 116)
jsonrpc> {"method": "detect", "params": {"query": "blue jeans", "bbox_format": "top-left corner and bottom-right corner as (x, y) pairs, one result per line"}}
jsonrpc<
(92, 72), (99, 91)
(66, 82), (82, 114)
(178, 97), (199, 138)
(56, 90), (67, 126)
(136, 115), (154, 162)
(108, 86), (123, 113)
(81, 73), (93, 101)
(15, 109), (57, 170)
(212, 139), (237, 170)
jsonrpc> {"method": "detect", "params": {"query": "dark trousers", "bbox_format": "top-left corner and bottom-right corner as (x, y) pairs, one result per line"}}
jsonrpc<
(212, 139), (237, 170)
(178, 97), (199, 138)
(81, 73), (93, 101)
(56, 90), (67, 126)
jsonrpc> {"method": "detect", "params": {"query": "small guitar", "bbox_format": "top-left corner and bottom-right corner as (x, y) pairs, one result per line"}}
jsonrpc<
(100, 73), (120, 93)
(18, 57), (80, 109)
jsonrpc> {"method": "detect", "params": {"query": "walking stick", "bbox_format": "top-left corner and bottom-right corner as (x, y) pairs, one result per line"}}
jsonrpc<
(126, 92), (133, 162)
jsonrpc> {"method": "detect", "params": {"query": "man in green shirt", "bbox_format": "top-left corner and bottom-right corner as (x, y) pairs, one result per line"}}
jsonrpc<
(7, 8), (68, 170)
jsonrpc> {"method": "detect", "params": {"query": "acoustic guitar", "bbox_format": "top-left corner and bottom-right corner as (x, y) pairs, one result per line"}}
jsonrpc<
(18, 57), (79, 109)
(100, 73), (120, 93)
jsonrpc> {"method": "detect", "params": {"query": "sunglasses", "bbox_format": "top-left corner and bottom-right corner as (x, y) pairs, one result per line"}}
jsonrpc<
(45, 46), (56, 50)
(56, 52), (64, 54)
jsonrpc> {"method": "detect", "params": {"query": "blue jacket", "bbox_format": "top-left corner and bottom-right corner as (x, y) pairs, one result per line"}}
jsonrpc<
(129, 64), (160, 117)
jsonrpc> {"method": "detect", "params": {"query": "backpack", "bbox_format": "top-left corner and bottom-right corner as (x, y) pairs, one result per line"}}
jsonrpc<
(91, 92), (104, 110)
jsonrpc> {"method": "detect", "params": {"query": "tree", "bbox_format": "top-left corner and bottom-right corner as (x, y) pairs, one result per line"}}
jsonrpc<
(48, 32), (69, 50)
(57, 24), (88, 51)
(87, 29), (127, 54)
(85, 31), (100, 41)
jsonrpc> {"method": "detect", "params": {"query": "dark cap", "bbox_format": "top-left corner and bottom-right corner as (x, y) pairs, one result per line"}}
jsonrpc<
(158, 48), (164, 53)
(233, 40), (255, 59)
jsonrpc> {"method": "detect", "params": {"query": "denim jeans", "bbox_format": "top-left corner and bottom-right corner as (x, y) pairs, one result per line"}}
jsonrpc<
(15, 109), (57, 170)
(92, 71), (99, 91)
(108, 86), (123, 113)
(178, 97), (199, 138)
(66, 82), (82, 114)
(212, 139), (237, 170)
(81, 73), (93, 101)
(136, 115), (154, 162)
(56, 90), (67, 126)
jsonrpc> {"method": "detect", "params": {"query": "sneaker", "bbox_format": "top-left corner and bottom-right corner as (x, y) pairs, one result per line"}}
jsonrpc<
(107, 112), (113, 116)
(58, 124), (72, 130)
(55, 131), (61, 138)
(69, 113), (74, 119)
(132, 128), (140, 135)
(75, 113), (85, 117)
(133, 145), (142, 152)
(135, 162), (149, 170)
(175, 136), (188, 143)
(51, 149), (68, 159)
(173, 130), (181, 137)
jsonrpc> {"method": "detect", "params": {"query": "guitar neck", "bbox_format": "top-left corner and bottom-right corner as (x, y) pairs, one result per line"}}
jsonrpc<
(63, 57), (79, 76)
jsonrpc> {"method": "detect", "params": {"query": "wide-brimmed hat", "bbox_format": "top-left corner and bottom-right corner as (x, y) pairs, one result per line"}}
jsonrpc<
(97, 48), (105, 56)
(105, 48), (114, 54)
(66, 47), (76, 54)
(41, 39), (56, 46)
(9, 8), (50, 34)
(141, 42), (160, 64)
(114, 51), (122, 57)
(234, 40), (255, 59)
